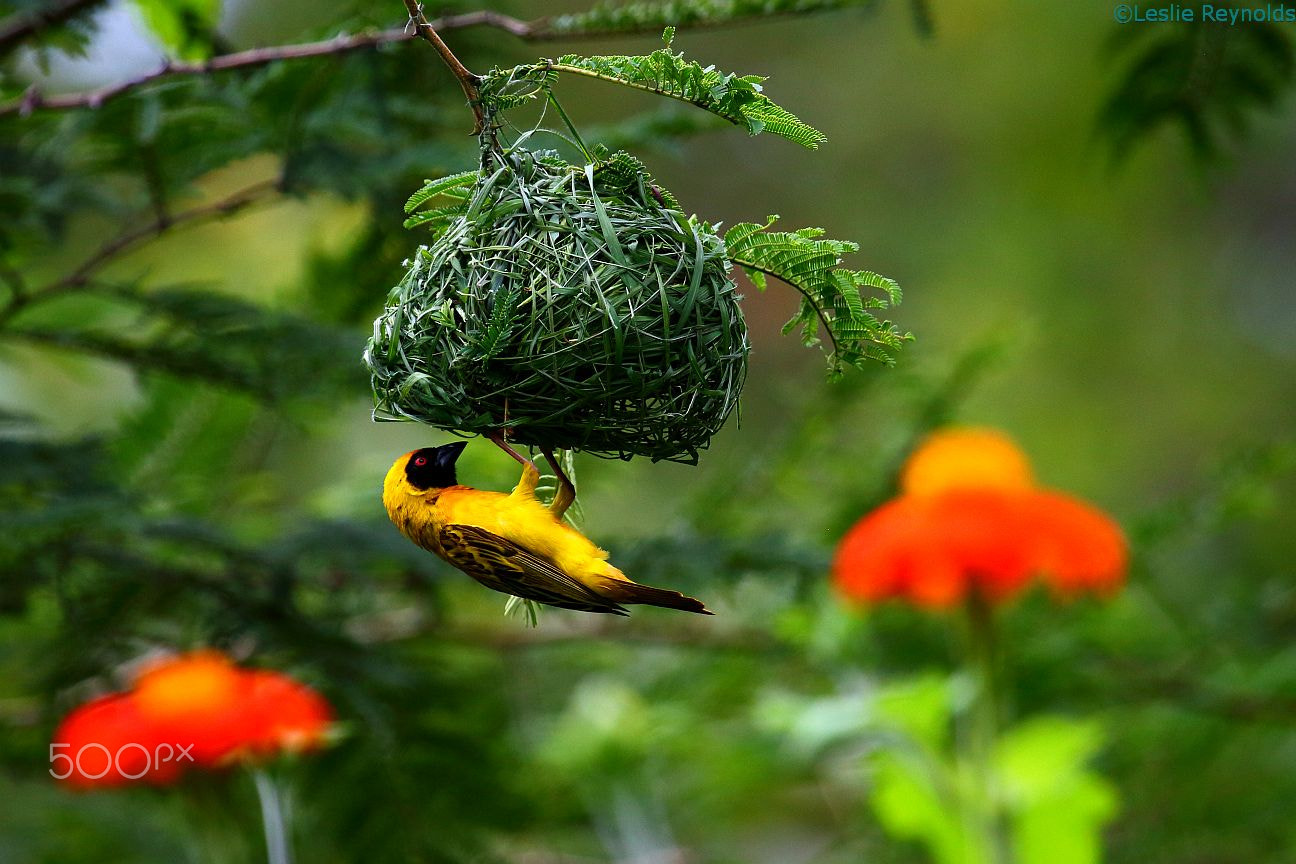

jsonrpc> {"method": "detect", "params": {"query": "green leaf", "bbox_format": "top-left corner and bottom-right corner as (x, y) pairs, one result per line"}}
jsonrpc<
(996, 717), (1119, 864)
(483, 45), (827, 149)
(872, 673), (954, 752)
(865, 676), (970, 864)
(131, 0), (221, 61)
(724, 216), (909, 374)
(404, 171), (479, 214)
(548, 0), (884, 37)
(1100, 16), (1295, 160)
(871, 750), (970, 864)
(461, 287), (521, 362)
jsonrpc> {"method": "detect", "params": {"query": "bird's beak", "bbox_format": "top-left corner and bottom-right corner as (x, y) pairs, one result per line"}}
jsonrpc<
(436, 440), (468, 469)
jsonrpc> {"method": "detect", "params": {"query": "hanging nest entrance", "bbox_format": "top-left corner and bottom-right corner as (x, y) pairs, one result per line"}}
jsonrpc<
(366, 149), (748, 463)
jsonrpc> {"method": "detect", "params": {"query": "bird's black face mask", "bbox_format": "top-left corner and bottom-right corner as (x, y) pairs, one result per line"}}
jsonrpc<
(405, 441), (468, 490)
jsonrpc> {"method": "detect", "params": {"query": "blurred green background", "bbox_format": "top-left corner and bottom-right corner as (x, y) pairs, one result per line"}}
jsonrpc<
(1, 0), (1294, 862)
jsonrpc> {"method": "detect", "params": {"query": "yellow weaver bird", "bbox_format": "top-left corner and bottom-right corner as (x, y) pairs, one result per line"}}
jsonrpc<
(382, 440), (712, 616)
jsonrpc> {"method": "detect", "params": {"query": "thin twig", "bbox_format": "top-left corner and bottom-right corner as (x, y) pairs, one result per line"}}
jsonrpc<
(2, 11), (536, 118)
(0, 0), (107, 55)
(61, 178), (277, 288)
(401, 1), (484, 133)
(0, 177), (280, 325)
(9, 29), (407, 117)
(0, 3), (872, 119)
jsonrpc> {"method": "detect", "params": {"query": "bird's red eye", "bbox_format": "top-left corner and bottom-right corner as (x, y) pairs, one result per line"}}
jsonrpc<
(413, 456), (428, 467)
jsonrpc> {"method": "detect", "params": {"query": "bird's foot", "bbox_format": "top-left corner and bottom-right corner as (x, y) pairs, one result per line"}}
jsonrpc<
(540, 447), (576, 519)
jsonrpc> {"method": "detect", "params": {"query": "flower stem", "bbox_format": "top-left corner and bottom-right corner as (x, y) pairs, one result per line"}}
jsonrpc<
(252, 768), (293, 864)
(964, 591), (1009, 864)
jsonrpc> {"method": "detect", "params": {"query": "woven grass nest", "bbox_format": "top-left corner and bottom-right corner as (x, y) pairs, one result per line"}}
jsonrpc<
(365, 149), (749, 463)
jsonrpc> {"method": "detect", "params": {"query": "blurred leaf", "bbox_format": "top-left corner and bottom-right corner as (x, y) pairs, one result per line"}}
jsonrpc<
(9, 285), (363, 401)
(752, 681), (872, 756)
(541, 677), (655, 774)
(1100, 13), (1295, 160)
(0, 0), (108, 62)
(996, 717), (1118, 864)
(873, 672), (953, 752)
(871, 749), (969, 864)
(909, 0), (935, 38)
(131, 0), (220, 61)
(548, 0), (883, 35)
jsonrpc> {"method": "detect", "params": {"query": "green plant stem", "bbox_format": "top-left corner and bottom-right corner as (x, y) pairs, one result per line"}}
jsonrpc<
(729, 258), (840, 358)
(252, 768), (292, 864)
(965, 591), (1009, 864)
(546, 90), (593, 161)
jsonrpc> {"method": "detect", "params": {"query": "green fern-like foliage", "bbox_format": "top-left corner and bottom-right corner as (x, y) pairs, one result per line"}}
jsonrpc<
(1100, 14), (1294, 159)
(724, 216), (908, 376)
(589, 149), (682, 208)
(403, 170), (476, 230)
(480, 32), (826, 149)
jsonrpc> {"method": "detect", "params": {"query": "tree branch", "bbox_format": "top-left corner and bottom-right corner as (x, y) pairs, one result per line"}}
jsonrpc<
(2, 10), (539, 118)
(62, 178), (278, 288)
(401, 1), (485, 133)
(0, 3), (870, 119)
(0, 177), (281, 325)
(0, 0), (107, 56)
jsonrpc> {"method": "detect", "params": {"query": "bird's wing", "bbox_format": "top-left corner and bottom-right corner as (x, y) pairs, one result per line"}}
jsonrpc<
(439, 524), (629, 615)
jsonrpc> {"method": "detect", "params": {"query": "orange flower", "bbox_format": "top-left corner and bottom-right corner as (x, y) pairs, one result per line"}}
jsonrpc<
(51, 694), (181, 788)
(1021, 491), (1126, 596)
(833, 428), (1127, 608)
(900, 427), (1035, 496)
(52, 652), (334, 787)
(242, 670), (334, 756)
(133, 651), (252, 766)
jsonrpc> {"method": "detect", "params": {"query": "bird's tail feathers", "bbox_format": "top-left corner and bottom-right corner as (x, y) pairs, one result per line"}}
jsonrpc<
(605, 581), (713, 615)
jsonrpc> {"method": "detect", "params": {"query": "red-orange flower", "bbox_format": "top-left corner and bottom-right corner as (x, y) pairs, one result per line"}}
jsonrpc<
(51, 694), (181, 788)
(133, 651), (253, 766)
(241, 669), (335, 757)
(51, 652), (334, 787)
(833, 428), (1127, 608)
